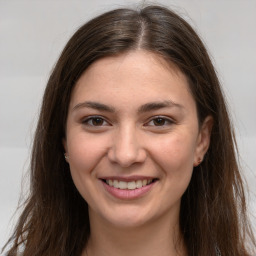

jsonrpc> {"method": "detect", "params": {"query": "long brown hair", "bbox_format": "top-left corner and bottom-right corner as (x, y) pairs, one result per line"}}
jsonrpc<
(3, 5), (255, 256)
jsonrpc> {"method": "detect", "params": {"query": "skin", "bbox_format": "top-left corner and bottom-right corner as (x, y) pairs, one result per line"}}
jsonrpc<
(63, 50), (212, 256)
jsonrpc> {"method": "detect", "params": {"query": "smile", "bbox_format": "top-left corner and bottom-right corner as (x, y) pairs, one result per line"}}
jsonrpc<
(101, 177), (158, 200)
(105, 179), (154, 190)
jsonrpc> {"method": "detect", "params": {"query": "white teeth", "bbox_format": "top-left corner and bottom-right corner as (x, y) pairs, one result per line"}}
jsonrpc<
(113, 180), (119, 188)
(136, 180), (142, 188)
(105, 179), (155, 190)
(127, 181), (136, 190)
(119, 181), (128, 189)
(142, 179), (147, 186)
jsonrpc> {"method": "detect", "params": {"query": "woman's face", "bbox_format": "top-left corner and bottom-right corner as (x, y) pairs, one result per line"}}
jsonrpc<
(64, 50), (212, 228)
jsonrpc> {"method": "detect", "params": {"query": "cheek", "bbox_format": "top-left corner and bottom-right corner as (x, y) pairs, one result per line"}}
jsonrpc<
(67, 133), (109, 176)
(66, 134), (110, 204)
(150, 133), (196, 176)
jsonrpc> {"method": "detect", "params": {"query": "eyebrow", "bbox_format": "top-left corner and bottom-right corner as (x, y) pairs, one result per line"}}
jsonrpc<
(137, 100), (183, 114)
(72, 100), (183, 113)
(73, 101), (115, 112)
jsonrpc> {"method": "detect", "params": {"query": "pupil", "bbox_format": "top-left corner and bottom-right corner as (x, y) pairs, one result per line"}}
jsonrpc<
(92, 118), (103, 126)
(154, 118), (165, 126)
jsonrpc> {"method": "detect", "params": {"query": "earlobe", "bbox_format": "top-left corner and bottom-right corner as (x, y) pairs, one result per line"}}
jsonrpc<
(62, 138), (69, 163)
(64, 153), (69, 163)
(194, 157), (202, 167)
(194, 116), (213, 166)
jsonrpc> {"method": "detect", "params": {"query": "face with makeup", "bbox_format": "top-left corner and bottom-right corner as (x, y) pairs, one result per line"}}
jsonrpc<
(63, 50), (212, 229)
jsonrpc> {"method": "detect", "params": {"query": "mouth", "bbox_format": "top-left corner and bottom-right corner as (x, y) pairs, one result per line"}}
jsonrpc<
(100, 177), (158, 200)
(102, 178), (158, 190)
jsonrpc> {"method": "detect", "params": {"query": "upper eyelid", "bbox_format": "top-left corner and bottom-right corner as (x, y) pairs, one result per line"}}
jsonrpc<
(82, 115), (111, 125)
(146, 116), (175, 122)
(142, 117), (175, 128)
(82, 115), (107, 120)
(80, 115), (175, 125)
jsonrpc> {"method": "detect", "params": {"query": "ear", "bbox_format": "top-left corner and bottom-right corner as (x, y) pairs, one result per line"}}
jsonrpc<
(194, 115), (213, 166)
(62, 138), (69, 163)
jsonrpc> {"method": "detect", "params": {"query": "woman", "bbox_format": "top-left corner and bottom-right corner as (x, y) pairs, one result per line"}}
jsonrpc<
(2, 5), (255, 256)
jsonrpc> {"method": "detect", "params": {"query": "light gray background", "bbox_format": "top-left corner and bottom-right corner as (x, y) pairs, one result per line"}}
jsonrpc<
(1, 0), (255, 246)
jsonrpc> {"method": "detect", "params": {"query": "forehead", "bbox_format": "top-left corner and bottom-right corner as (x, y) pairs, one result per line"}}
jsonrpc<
(69, 50), (195, 112)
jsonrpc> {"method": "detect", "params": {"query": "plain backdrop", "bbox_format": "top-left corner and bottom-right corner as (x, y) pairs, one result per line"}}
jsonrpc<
(1, 0), (255, 246)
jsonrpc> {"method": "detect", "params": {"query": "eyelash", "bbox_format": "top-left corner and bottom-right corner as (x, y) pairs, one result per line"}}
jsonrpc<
(82, 116), (110, 127)
(145, 116), (174, 127)
(82, 115), (174, 128)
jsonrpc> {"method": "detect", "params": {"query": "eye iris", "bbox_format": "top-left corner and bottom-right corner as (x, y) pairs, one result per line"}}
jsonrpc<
(92, 118), (104, 126)
(153, 118), (165, 126)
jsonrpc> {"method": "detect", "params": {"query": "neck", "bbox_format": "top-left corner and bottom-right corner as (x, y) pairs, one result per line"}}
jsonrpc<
(83, 209), (187, 256)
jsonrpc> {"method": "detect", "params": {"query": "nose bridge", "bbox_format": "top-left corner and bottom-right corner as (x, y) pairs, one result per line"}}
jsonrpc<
(108, 123), (146, 167)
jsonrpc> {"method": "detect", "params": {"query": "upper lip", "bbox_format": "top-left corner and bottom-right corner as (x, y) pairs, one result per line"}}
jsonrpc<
(99, 175), (158, 182)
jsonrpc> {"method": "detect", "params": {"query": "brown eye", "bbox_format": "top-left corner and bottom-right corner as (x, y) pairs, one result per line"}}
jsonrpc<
(153, 118), (166, 126)
(83, 116), (109, 127)
(145, 116), (174, 127)
(91, 117), (104, 126)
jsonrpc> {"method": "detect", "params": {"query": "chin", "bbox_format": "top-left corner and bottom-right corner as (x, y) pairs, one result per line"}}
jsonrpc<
(98, 205), (157, 229)
(107, 215), (150, 229)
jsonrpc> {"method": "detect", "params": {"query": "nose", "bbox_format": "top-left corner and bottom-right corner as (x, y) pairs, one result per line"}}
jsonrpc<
(107, 125), (147, 167)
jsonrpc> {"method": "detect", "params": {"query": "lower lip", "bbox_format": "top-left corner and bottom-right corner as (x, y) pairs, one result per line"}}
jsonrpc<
(102, 181), (155, 200)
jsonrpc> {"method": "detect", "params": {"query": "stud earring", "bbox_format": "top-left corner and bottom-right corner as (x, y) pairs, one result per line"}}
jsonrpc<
(64, 153), (69, 162)
(194, 157), (202, 167)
